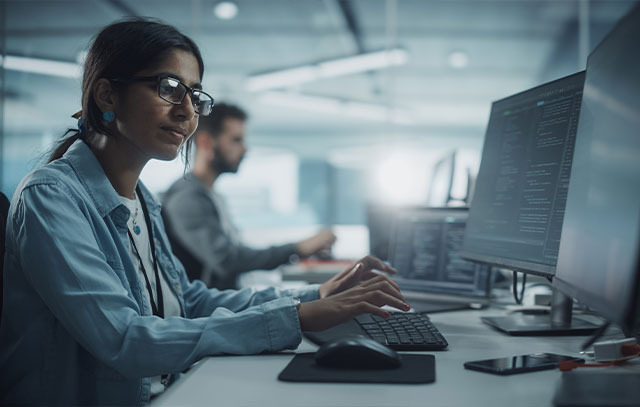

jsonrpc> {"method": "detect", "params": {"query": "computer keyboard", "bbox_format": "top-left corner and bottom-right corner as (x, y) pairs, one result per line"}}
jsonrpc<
(355, 313), (448, 351)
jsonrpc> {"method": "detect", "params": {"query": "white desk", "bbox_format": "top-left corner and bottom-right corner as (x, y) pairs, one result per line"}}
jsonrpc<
(153, 308), (635, 407)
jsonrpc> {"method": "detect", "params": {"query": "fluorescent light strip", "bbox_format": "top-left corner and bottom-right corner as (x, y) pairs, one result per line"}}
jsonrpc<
(246, 48), (408, 92)
(259, 91), (415, 125)
(0, 55), (81, 78)
(318, 48), (408, 77)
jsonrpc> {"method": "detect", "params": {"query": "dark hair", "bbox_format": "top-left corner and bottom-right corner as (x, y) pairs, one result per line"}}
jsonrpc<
(48, 18), (204, 162)
(196, 103), (247, 138)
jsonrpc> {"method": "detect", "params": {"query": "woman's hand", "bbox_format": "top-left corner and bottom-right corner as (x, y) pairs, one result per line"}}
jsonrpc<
(318, 255), (399, 299)
(298, 277), (410, 332)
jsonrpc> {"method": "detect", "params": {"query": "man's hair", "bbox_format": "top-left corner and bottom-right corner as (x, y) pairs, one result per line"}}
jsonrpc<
(196, 103), (247, 138)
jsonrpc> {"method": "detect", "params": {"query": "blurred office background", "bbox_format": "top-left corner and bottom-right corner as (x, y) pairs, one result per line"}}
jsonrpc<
(0, 0), (637, 258)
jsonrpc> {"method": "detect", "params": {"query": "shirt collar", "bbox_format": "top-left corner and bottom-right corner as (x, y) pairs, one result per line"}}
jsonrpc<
(64, 139), (161, 218)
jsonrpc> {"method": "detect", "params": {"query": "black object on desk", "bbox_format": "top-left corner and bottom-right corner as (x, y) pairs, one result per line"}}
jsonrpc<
(464, 353), (584, 375)
(278, 353), (435, 384)
(315, 336), (402, 369)
(304, 313), (448, 351)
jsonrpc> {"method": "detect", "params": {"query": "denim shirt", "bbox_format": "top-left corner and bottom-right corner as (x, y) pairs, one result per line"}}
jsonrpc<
(0, 140), (319, 406)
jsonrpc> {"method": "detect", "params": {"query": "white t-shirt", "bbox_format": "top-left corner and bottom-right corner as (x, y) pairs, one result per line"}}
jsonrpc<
(121, 192), (181, 395)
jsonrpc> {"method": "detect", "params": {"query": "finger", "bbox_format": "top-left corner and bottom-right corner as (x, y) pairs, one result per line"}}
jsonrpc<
(361, 279), (405, 302)
(362, 290), (410, 311)
(359, 274), (401, 293)
(332, 262), (360, 283)
(360, 255), (398, 275)
(351, 269), (381, 284)
(348, 266), (401, 294)
(350, 301), (391, 319)
(341, 262), (363, 285)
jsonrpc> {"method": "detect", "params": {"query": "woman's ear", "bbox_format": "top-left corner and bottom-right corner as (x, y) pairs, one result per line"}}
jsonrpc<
(93, 78), (117, 114)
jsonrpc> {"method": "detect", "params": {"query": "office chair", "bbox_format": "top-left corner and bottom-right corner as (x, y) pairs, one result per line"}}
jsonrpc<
(160, 211), (205, 283)
(0, 192), (10, 327)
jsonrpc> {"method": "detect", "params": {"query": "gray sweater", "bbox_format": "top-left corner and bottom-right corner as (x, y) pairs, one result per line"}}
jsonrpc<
(161, 173), (297, 289)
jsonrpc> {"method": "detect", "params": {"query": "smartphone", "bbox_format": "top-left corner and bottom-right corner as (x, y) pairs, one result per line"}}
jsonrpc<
(464, 353), (584, 375)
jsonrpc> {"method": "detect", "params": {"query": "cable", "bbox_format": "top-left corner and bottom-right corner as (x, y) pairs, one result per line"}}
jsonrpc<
(512, 271), (526, 305)
(558, 358), (632, 371)
(581, 321), (611, 350)
(563, 340), (640, 371)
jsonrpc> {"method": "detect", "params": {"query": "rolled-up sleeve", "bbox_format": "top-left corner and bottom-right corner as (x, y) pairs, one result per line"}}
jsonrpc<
(12, 182), (303, 380)
(179, 267), (320, 318)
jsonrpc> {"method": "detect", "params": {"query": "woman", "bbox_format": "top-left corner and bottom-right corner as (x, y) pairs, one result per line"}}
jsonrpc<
(0, 18), (408, 406)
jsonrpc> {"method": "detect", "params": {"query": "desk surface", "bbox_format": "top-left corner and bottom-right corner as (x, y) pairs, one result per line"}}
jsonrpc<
(153, 308), (633, 407)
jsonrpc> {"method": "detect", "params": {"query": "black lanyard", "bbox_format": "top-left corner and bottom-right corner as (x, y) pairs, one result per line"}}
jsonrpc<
(127, 186), (164, 318)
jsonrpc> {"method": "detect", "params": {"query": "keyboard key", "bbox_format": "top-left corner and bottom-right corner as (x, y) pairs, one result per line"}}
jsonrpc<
(355, 314), (376, 324)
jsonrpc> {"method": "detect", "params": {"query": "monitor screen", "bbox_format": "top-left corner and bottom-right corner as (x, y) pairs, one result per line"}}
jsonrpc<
(460, 72), (586, 277)
(553, 4), (640, 333)
(390, 208), (491, 299)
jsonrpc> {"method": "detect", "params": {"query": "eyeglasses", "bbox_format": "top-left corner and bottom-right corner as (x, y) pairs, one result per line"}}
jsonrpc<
(111, 75), (214, 116)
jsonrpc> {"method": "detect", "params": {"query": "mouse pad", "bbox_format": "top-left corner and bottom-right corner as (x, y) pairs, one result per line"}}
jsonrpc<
(278, 353), (435, 384)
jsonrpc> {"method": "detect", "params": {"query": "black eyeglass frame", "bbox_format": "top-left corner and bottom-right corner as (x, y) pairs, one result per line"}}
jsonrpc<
(110, 75), (214, 116)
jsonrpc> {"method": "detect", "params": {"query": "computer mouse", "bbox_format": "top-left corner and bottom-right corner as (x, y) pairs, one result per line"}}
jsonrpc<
(314, 336), (402, 369)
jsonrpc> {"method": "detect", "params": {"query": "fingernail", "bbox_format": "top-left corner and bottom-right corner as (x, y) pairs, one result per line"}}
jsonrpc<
(383, 311), (391, 318)
(403, 303), (411, 310)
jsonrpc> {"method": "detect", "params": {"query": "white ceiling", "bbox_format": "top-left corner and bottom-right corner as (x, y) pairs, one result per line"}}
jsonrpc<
(2, 0), (637, 158)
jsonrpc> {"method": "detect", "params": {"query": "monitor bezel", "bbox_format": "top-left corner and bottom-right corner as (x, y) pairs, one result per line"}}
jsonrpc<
(458, 250), (555, 278)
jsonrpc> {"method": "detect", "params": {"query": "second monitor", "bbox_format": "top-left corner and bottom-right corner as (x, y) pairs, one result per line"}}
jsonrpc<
(389, 207), (492, 312)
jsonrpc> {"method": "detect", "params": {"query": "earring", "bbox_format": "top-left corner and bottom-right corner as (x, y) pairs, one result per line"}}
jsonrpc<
(103, 111), (115, 122)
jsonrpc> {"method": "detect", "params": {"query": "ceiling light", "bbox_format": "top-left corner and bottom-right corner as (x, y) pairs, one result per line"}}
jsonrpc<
(317, 49), (408, 77)
(246, 48), (409, 92)
(0, 55), (81, 78)
(246, 66), (317, 92)
(258, 92), (342, 114)
(448, 51), (469, 69)
(258, 91), (415, 125)
(214, 1), (238, 20)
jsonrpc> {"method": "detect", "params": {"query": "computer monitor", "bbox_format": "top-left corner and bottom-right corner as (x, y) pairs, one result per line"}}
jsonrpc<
(427, 151), (456, 207)
(553, 3), (640, 337)
(366, 204), (395, 261)
(389, 207), (491, 312)
(460, 71), (599, 335)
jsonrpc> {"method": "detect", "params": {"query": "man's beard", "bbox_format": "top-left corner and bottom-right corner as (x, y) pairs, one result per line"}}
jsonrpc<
(211, 155), (240, 174)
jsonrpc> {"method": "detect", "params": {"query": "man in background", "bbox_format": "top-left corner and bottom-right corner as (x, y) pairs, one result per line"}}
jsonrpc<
(162, 103), (336, 289)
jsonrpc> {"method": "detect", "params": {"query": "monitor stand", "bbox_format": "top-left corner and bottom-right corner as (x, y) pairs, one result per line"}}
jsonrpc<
(482, 288), (600, 336)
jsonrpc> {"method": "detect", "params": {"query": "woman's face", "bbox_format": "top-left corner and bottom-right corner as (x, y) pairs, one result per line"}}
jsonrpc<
(113, 49), (201, 161)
